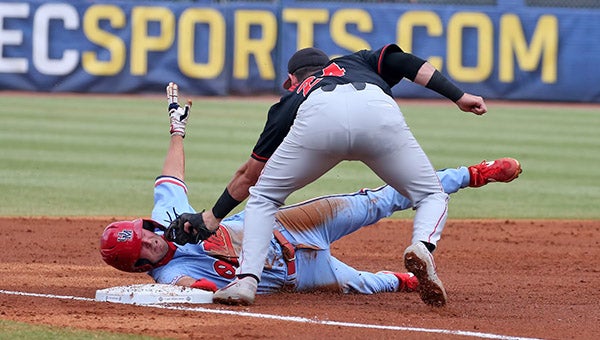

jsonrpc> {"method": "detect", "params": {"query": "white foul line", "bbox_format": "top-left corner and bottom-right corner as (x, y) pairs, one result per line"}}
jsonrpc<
(0, 289), (543, 340)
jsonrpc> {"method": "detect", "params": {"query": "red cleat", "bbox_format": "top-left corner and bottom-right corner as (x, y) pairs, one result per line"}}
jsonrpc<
(378, 271), (419, 292)
(468, 158), (522, 188)
(395, 272), (419, 292)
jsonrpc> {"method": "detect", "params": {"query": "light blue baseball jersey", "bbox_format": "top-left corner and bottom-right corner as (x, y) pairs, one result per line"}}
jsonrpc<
(147, 167), (470, 294)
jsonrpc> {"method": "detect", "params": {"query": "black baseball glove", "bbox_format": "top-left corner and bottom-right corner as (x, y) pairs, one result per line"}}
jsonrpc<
(165, 211), (215, 245)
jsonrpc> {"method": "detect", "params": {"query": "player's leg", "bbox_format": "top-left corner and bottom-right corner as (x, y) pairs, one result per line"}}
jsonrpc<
(281, 162), (515, 258)
(365, 147), (450, 306)
(238, 143), (342, 278)
(439, 166), (470, 193)
(278, 161), (471, 250)
(214, 147), (341, 305)
(277, 186), (408, 249)
(437, 160), (522, 192)
(442, 159), (522, 190)
(348, 85), (449, 307)
(235, 85), (374, 280)
(348, 87), (448, 248)
(216, 93), (352, 304)
(365, 142), (450, 307)
(293, 249), (340, 292)
(295, 251), (416, 294)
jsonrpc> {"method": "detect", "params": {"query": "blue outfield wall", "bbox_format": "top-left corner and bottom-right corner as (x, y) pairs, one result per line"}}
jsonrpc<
(0, 0), (599, 102)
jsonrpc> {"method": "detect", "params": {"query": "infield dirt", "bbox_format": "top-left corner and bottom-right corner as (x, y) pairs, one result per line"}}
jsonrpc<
(0, 217), (598, 339)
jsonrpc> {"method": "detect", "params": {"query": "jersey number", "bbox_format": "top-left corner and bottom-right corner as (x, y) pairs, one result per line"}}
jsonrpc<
(321, 63), (346, 77)
(296, 62), (346, 97)
(213, 260), (236, 279)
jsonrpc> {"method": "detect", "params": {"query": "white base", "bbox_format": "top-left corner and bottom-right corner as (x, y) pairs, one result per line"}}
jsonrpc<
(95, 284), (213, 305)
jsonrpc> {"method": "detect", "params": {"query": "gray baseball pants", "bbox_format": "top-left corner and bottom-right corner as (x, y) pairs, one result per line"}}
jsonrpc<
(238, 83), (448, 278)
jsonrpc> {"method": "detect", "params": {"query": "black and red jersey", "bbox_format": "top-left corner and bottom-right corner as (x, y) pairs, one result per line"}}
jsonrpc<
(251, 44), (406, 162)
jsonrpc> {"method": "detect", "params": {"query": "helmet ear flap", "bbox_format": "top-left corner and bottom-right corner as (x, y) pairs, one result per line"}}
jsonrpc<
(100, 219), (145, 272)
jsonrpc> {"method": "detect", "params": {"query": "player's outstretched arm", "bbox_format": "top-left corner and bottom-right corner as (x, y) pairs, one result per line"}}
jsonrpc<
(161, 136), (185, 180)
(160, 83), (216, 245)
(382, 51), (486, 116)
(161, 82), (191, 180)
(415, 62), (487, 115)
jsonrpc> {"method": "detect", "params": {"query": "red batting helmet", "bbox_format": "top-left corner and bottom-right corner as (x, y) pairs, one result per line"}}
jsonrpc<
(100, 218), (164, 273)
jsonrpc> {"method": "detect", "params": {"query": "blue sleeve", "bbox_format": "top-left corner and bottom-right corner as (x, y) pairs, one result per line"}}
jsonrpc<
(151, 176), (197, 227)
(438, 166), (471, 194)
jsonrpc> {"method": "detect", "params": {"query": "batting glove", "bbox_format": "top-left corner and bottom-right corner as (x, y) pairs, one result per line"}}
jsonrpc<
(166, 82), (191, 137)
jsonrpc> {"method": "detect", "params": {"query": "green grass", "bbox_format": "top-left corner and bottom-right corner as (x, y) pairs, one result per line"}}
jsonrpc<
(1, 94), (598, 219)
(405, 102), (600, 219)
(0, 319), (166, 340)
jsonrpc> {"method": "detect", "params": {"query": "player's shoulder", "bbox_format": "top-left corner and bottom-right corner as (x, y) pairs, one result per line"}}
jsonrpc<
(348, 44), (402, 61)
(155, 176), (187, 192)
(270, 90), (305, 113)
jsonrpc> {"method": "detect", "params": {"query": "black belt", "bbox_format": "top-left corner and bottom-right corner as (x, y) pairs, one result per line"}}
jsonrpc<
(321, 82), (366, 92)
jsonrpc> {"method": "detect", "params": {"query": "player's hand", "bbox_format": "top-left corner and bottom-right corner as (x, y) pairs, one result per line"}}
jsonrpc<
(165, 211), (215, 245)
(200, 210), (222, 231)
(166, 82), (192, 137)
(455, 93), (487, 115)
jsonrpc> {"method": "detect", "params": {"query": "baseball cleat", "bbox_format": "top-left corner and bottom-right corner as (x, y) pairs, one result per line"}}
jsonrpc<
(404, 242), (447, 307)
(377, 271), (419, 292)
(213, 276), (258, 306)
(468, 157), (522, 188)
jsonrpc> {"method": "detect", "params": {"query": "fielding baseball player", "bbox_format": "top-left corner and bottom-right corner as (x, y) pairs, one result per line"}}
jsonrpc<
(169, 44), (494, 306)
(100, 83), (522, 301)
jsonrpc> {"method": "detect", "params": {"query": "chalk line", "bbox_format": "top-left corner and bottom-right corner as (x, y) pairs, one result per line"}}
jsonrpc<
(0, 289), (543, 340)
